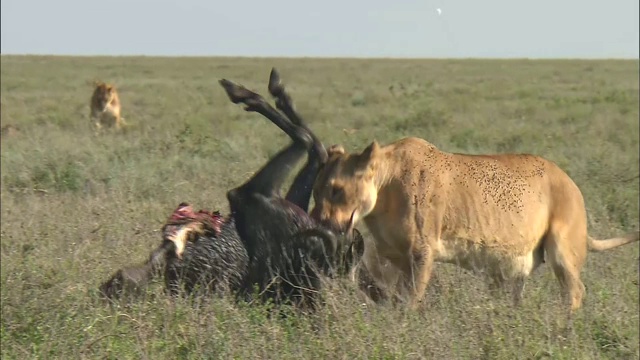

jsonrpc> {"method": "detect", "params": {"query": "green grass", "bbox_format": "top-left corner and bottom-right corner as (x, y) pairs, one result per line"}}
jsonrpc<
(1, 55), (638, 359)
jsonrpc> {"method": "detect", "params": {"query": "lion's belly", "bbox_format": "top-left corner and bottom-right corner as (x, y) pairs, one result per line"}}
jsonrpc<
(434, 202), (548, 278)
(432, 183), (549, 278)
(433, 236), (543, 279)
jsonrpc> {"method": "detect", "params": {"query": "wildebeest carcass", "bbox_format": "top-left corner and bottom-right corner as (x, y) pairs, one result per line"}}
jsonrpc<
(99, 68), (364, 310)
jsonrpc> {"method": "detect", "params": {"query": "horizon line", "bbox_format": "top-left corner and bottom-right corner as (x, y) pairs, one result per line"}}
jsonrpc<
(1, 53), (639, 61)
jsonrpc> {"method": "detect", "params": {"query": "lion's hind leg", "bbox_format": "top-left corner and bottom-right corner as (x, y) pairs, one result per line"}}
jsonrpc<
(544, 226), (587, 312)
(511, 242), (546, 306)
(487, 243), (545, 307)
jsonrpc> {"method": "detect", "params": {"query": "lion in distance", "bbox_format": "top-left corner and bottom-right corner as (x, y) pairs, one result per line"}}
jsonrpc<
(89, 81), (125, 131)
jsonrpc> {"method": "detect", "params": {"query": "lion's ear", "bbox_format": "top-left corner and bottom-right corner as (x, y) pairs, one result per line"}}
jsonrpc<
(357, 141), (380, 170)
(327, 144), (345, 158)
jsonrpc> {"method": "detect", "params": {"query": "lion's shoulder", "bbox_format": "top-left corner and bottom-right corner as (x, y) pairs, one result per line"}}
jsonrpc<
(387, 137), (438, 152)
(380, 137), (440, 163)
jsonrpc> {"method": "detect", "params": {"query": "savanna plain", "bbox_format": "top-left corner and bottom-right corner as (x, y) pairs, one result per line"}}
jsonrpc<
(1, 56), (639, 359)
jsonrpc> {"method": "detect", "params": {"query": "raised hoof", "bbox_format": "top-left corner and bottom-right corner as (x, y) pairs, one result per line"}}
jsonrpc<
(218, 79), (259, 105)
(268, 68), (284, 97)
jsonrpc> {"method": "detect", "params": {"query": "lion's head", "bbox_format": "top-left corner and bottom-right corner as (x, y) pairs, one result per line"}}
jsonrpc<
(93, 81), (117, 112)
(311, 141), (382, 234)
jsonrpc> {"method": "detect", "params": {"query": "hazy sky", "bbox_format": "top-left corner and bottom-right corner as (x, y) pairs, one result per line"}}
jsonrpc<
(1, 0), (638, 58)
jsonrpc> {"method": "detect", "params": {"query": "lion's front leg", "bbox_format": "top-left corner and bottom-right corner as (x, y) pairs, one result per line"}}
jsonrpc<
(403, 244), (435, 310)
(381, 243), (435, 309)
(354, 260), (387, 304)
(89, 111), (102, 132)
(100, 111), (116, 129)
(360, 248), (402, 305)
(92, 117), (103, 135)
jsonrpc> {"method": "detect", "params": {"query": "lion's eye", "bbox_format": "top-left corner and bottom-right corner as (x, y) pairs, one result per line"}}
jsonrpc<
(330, 185), (345, 202)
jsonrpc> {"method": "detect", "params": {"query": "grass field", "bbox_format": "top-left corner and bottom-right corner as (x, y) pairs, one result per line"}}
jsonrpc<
(1, 55), (639, 359)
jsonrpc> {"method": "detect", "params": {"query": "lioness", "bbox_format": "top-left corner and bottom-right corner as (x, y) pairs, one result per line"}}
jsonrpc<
(310, 137), (639, 312)
(90, 81), (124, 131)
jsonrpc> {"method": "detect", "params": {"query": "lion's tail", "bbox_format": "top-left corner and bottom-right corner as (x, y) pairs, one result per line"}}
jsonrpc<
(588, 231), (639, 252)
